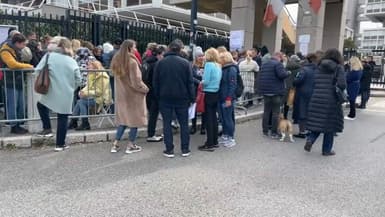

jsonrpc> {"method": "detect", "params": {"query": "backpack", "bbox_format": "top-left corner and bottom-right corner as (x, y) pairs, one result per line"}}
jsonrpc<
(235, 70), (244, 98)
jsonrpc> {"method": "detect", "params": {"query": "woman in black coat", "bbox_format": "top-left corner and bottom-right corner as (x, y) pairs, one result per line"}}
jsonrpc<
(292, 54), (318, 138)
(304, 49), (347, 156)
(358, 60), (372, 109)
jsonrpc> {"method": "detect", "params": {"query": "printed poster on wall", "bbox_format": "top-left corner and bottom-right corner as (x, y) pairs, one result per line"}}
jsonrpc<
(230, 30), (245, 51)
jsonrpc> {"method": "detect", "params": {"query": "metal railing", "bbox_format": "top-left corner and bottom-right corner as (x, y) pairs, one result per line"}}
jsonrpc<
(236, 71), (263, 115)
(0, 68), (116, 134)
(0, 68), (263, 135)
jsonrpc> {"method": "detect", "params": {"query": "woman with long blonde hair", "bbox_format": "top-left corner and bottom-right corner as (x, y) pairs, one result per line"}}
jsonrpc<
(199, 48), (222, 152)
(110, 39), (149, 154)
(68, 58), (112, 130)
(345, 56), (363, 120)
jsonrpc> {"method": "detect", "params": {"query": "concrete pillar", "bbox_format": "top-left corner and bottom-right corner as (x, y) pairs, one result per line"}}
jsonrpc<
(322, 1), (348, 51)
(261, 12), (284, 53)
(295, 0), (326, 54)
(252, 0), (283, 53)
(253, 0), (265, 47)
(230, 0), (256, 50)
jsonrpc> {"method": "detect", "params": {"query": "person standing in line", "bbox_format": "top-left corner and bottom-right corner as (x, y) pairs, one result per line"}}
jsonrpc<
(258, 52), (289, 139)
(143, 45), (166, 143)
(0, 33), (34, 134)
(218, 52), (238, 148)
(304, 49), (346, 156)
(283, 55), (301, 119)
(198, 48), (222, 152)
(190, 46), (206, 135)
(345, 56), (363, 121)
(358, 59), (373, 109)
(153, 39), (195, 158)
(292, 53), (318, 138)
(239, 50), (260, 108)
(35, 37), (81, 151)
(110, 39), (149, 154)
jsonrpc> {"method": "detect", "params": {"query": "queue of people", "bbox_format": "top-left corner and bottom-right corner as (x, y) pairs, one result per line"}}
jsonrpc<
(0, 30), (376, 158)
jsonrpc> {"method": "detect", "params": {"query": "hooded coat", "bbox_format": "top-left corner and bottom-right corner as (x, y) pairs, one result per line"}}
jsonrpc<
(306, 59), (347, 133)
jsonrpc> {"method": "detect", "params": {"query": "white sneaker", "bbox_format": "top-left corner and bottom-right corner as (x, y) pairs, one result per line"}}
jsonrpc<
(126, 145), (142, 154)
(344, 116), (356, 121)
(54, 145), (69, 152)
(223, 139), (236, 148)
(110, 145), (120, 153)
(147, 135), (163, 142)
(218, 135), (229, 144)
(54, 147), (64, 152)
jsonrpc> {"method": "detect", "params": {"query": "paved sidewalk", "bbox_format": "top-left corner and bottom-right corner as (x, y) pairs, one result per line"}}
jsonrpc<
(1, 107), (385, 217)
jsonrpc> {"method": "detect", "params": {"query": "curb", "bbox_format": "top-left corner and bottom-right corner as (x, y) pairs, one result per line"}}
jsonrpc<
(0, 111), (263, 149)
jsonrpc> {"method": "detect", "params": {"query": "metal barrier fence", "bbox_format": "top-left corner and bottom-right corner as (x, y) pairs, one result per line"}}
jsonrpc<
(0, 68), (116, 133)
(0, 68), (262, 134)
(236, 71), (263, 114)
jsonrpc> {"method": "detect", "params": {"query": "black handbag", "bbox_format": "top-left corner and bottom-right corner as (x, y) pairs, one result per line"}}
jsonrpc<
(334, 67), (348, 104)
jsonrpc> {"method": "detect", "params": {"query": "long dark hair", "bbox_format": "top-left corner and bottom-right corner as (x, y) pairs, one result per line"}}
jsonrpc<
(321, 48), (343, 65)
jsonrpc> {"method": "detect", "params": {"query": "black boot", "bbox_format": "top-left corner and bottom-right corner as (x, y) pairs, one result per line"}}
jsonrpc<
(190, 126), (197, 135)
(68, 119), (78, 130)
(76, 119), (91, 131)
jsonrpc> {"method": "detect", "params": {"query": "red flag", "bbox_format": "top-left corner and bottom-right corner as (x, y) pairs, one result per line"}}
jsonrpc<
(263, 0), (285, 27)
(263, 4), (276, 27)
(309, 0), (321, 14)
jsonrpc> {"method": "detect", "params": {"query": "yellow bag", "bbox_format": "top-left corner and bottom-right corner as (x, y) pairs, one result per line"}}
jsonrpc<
(287, 88), (296, 108)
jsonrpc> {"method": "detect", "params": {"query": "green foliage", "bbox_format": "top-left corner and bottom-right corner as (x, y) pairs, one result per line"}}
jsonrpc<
(344, 37), (357, 49)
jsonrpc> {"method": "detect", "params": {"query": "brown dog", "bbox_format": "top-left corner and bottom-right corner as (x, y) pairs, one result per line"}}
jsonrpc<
(278, 114), (295, 142)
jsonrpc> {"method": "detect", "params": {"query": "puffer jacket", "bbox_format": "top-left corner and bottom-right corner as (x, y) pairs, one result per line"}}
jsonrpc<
(81, 71), (112, 106)
(258, 58), (289, 96)
(219, 63), (238, 102)
(306, 59), (347, 133)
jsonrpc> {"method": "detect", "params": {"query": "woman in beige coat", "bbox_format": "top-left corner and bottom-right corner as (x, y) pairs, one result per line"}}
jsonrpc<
(110, 39), (149, 154)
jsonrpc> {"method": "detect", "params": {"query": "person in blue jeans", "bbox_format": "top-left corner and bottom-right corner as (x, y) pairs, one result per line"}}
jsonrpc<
(153, 39), (195, 158)
(109, 39), (148, 154)
(218, 51), (238, 148)
(0, 33), (34, 134)
(345, 56), (363, 121)
(304, 49), (346, 156)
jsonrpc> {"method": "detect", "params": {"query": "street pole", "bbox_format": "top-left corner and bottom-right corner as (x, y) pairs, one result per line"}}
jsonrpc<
(190, 0), (198, 62)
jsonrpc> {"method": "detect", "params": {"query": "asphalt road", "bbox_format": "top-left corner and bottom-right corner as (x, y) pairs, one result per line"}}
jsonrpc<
(1, 108), (385, 217)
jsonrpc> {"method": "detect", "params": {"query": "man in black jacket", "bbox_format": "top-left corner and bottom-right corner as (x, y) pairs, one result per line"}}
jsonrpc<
(143, 45), (166, 142)
(153, 39), (195, 158)
(259, 52), (289, 138)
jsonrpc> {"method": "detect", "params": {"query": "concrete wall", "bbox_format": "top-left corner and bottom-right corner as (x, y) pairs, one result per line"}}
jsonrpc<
(230, 0), (256, 49)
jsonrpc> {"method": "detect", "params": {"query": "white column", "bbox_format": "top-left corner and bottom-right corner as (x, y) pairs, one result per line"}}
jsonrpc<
(230, 0), (256, 50)
(322, 1), (348, 51)
(295, 0), (326, 54)
(261, 11), (284, 53)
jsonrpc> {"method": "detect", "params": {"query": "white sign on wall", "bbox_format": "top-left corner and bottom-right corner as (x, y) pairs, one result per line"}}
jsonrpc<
(0, 25), (18, 44)
(230, 30), (245, 51)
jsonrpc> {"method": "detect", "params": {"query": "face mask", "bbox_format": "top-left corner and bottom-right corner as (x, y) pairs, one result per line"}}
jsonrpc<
(47, 43), (57, 51)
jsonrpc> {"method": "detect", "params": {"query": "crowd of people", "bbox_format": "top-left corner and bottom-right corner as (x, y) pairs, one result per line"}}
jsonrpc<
(0, 28), (376, 157)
